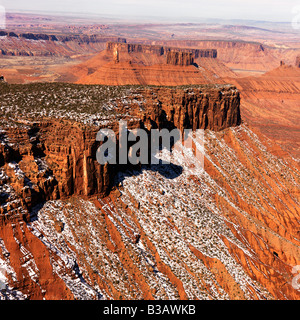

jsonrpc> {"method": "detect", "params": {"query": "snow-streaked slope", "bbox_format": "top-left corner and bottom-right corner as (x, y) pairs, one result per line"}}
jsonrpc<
(0, 124), (299, 300)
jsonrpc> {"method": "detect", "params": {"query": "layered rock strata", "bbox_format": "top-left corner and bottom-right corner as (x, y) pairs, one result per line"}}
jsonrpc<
(0, 84), (240, 223)
(106, 42), (217, 60)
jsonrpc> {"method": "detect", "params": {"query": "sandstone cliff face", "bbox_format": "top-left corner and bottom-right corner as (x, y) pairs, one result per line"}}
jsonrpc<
(148, 86), (241, 132)
(0, 121), (113, 225)
(0, 84), (241, 224)
(106, 42), (217, 60)
(107, 42), (164, 56)
(1, 124), (299, 300)
(74, 43), (224, 86)
(166, 52), (194, 66)
(1, 84), (299, 301)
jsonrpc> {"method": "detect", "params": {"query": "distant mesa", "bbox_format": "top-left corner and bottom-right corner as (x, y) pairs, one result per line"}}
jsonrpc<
(0, 31), (127, 58)
(64, 41), (234, 86)
(0, 30), (127, 44)
(111, 42), (196, 66)
(106, 42), (217, 60)
(296, 56), (300, 68)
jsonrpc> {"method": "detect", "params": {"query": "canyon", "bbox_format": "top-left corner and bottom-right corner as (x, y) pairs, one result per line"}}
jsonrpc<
(0, 13), (299, 301)
(0, 82), (299, 300)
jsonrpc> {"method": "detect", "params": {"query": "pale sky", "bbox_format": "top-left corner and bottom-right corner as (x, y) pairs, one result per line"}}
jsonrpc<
(1, 0), (299, 22)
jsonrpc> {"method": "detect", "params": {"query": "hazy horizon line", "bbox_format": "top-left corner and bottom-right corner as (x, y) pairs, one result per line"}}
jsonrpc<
(5, 8), (293, 25)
